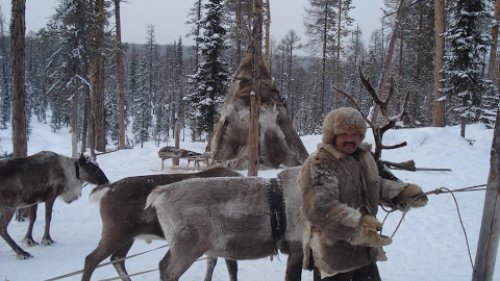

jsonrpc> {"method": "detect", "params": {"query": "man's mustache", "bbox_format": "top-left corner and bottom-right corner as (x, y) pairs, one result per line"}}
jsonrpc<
(342, 142), (357, 147)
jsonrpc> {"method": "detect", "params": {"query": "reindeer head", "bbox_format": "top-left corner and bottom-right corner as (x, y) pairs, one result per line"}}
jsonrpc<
(77, 154), (109, 185)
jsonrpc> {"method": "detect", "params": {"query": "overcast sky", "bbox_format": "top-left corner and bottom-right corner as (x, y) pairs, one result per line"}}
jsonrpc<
(0, 0), (384, 46)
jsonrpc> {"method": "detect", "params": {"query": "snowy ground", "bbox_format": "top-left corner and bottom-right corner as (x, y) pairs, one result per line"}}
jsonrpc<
(0, 120), (498, 281)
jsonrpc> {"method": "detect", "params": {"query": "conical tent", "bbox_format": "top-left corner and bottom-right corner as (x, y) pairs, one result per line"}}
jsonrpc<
(208, 53), (309, 169)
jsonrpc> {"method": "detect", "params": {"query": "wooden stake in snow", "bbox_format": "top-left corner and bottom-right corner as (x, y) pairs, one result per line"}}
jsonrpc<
(472, 110), (500, 281)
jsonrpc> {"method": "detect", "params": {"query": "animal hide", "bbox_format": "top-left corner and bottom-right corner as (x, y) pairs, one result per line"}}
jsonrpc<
(208, 53), (309, 169)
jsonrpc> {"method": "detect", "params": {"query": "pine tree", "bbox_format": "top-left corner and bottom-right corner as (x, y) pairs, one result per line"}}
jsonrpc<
(185, 0), (230, 137)
(132, 54), (153, 148)
(443, 0), (496, 137)
(186, 0), (203, 72)
(45, 0), (97, 155)
(276, 30), (302, 121)
(161, 43), (176, 141)
(133, 25), (159, 147)
(26, 32), (53, 125)
(127, 45), (139, 128)
(173, 37), (186, 135)
(304, 0), (338, 121)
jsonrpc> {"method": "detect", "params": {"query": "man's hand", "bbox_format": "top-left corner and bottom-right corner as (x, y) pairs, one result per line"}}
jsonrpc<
(349, 215), (392, 247)
(393, 184), (428, 210)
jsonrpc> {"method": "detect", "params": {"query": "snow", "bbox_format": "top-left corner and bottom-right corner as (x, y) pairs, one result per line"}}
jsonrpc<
(0, 120), (499, 281)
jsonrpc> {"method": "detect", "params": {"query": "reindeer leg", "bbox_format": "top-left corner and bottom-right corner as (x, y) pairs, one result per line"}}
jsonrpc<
(285, 249), (303, 281)
(22, 205), (39, 246)
(159, 243), (205, 281)
(82, 235), (133, 281)
(0, 206), (32, 259)
(225, 259), (238, 281)
(41, 197), (56, 245)
(204, 257), (217, 281)
(110, 240), (134, 281)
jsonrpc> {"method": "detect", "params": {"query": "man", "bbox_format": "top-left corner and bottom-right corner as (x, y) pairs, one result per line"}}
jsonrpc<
(298, 107), (428, 281)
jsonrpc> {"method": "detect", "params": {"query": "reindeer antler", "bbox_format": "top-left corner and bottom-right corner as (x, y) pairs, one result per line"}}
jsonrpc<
(334, 66), (409, 161)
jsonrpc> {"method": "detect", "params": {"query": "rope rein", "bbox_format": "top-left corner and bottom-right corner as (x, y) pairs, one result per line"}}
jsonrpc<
(43, 244), (168, 281)
(44, 183), (493, 281)
(381, 183), (490, 272)
(44, 244), (217, 281)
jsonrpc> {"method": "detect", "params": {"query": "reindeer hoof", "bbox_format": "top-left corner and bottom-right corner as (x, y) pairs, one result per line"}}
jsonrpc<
(42, 238), (55, 246)
(16, 251), (33, 260)
(22, 238), (39, 246)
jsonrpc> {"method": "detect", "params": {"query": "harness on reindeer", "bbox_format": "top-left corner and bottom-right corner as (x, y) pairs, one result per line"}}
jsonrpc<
(266, 178), (287, 254)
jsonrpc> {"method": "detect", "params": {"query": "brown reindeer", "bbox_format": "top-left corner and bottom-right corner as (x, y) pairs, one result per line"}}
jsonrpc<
(145, 167), (305, 281)
(0, 151), (109, 259)
(82, 166), (242, 281)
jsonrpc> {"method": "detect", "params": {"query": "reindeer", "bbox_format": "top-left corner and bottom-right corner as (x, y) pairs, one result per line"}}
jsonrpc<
(142, 65), (411, 281)
(0, 151), (109, 259)
(145, 163), (405, 281)
(145, 167), (305, 281)
(82, 166), (242, 281)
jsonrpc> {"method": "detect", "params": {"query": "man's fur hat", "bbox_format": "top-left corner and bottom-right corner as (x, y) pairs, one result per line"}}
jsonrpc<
(322, 107), (367, 144)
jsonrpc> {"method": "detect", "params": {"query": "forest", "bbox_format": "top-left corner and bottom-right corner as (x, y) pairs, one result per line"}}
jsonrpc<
(1, 0), (499, 158)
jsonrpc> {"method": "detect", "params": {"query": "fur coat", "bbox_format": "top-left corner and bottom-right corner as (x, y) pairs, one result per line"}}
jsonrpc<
(298, 142), (408, 278)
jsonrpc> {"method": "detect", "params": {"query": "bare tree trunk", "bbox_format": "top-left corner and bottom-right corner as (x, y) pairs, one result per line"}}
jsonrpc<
(488, 0), (500, 85)
(81, 90), (89, 154)
(335, 0), (342, 107)
(433, 0), (446, 127)
(235, 0), (242, 63)
(11, 0), (27, 222)
(91, 0), (106, 154)
(320, 2), (329, 118)
(190, 0), (202, 144)
(263, 0), (271, 70)
(472, 110), (500, 281)
(115, 0), (126, 149)
(406, 9), (423, 123)
(372, 0), (405, 125)
(70, 88), (79, 158)
(286, 47), (293, 120)
(173, 121), (180, 166)
(194, 0), (202, 72)
(248, 0), (263, 177)
(0, 16), (10, 128)
(11, 0), (27, 158)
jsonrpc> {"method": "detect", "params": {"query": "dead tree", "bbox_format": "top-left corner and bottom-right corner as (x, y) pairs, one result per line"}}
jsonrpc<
(334, 67), (413, 171)
(472, 109), (500, 281)
(248, 0), (263, 176)
(371, 0), (406, 125)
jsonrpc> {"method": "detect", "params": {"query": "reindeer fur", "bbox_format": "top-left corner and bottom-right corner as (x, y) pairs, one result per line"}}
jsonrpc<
(82, 166), (241, 281)
(146, 167), (304, 281)
(0, 151), (109, 259)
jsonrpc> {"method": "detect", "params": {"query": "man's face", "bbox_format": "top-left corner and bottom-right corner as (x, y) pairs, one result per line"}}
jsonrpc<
(334, 131), (362, 155)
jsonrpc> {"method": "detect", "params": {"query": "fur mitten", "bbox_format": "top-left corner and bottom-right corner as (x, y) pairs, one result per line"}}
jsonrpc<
(392, 184), (428, 210)
(349, 215), (392, 247)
